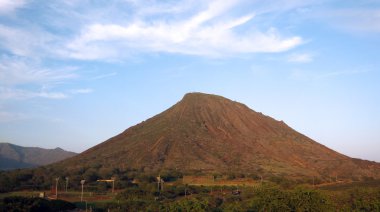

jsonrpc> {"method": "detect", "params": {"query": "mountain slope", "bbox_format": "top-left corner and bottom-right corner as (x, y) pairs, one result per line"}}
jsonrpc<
(59, 92), (380, 180)
(0, 143), (77, 170)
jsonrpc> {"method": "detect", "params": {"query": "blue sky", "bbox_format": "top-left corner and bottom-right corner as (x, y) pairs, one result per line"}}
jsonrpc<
(0, 0), (379, 162)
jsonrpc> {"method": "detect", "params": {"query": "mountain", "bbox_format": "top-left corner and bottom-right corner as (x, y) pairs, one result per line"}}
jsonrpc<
(0, 143), (77, 170)
(59, 92), (380, 180)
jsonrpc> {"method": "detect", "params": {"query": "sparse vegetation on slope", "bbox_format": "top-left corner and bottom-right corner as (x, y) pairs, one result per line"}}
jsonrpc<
(54, 92), (380, 181)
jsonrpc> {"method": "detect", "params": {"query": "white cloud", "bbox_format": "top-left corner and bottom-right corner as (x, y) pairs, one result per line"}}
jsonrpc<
(0, 56), (77, 86)
(287, 53), (313, 63)
(37, 91), (67, 99)
(0, 56), (79, 101)
(0, 24), (60, 58)
(0, 87), (68, 100)
(70, 88), (93, 94)
(0, 0), (26, 14)
(66, 1), (303, 59)
(0, 0), (307, 61)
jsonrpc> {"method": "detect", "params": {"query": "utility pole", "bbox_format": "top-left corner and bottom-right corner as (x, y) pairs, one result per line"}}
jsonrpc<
(80, 180), (85, 202)
(55, 177), (59, 200)
(156, 175), (164, 193)
(111, 177), (115, 194)
(157, 175), (161, 193)
(65, 177), (69, 193)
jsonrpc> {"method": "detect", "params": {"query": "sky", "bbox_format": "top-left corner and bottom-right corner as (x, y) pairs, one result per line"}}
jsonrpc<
(0, 0), (379, 162)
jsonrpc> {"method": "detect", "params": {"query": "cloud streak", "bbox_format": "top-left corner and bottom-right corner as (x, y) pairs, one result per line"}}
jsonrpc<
(0, 24), (59, 58)
(0, 56), (82, 101)
(0, 56), (77, 86)
(0, 87), (67, 100)
(70, 88), (93, 94)
(65, 1), (303, 59)
(287, 53), (314, 63)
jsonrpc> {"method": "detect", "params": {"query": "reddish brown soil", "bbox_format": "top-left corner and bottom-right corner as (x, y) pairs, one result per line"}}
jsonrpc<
(59, 92), (380, 181)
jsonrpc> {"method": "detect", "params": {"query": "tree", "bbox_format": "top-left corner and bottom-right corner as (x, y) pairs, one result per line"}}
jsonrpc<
(246, 184), (291, 211)
(289, 187), (333, 211)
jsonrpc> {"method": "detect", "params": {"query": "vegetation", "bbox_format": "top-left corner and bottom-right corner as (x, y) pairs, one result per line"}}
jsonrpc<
(1, 175), (379, 211)
(1, 165), (380, 211)
(3, 93), (380, 211)
(0, 196), (75, 212)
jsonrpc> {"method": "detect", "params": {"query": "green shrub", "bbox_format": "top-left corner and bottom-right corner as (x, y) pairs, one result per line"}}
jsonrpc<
(0, 196), (75, 212)
(289, 187), (333, 211)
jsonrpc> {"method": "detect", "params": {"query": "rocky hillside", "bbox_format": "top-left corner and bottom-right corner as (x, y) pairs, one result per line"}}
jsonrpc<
(58, 92), (380, 180)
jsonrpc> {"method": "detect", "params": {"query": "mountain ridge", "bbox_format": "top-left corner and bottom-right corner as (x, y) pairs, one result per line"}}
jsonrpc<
(0, 142), (77, 170)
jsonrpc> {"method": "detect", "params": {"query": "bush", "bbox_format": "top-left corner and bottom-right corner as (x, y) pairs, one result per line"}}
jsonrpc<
(289, 187), (333, 211)
(246, 184), (291, 211)
(116, 187), (152, 201)
(0, 196), (75, 212)
(348, 188), (380, 211)
(162, 197), (210, 212)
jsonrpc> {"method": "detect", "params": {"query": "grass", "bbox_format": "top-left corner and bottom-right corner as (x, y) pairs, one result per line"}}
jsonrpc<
(0, 190), (115, 203)
(0, 191), (42, 199)
(180, 175), (259, 186)
(318, 179), (380, 191)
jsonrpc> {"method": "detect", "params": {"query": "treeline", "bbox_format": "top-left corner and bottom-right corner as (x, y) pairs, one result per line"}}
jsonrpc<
(0, 166), (176, 192)
(1, 166), (380, 211)
(1, 180), (380, 211)
(0, 165), (324, 193)
(75, 183), (380, 211)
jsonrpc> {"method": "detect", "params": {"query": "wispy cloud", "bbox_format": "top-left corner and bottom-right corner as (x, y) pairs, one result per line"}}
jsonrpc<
(65, 1), (303, 59)
(0, 86), (93, 100)
(0, 56), (77, 86)
(0, 56), (80, 101)
(287, 53), (314, 63)
(2, 0), (378, 63)
(0, 87), (67, 100)
(70, 88), (93, 94)
(0, 0), (26, 14)
(89, 72), (117, 80)
(4, 0), (376, 101)
(0, 0), (308, 61)
(0, 24), (58, 58)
